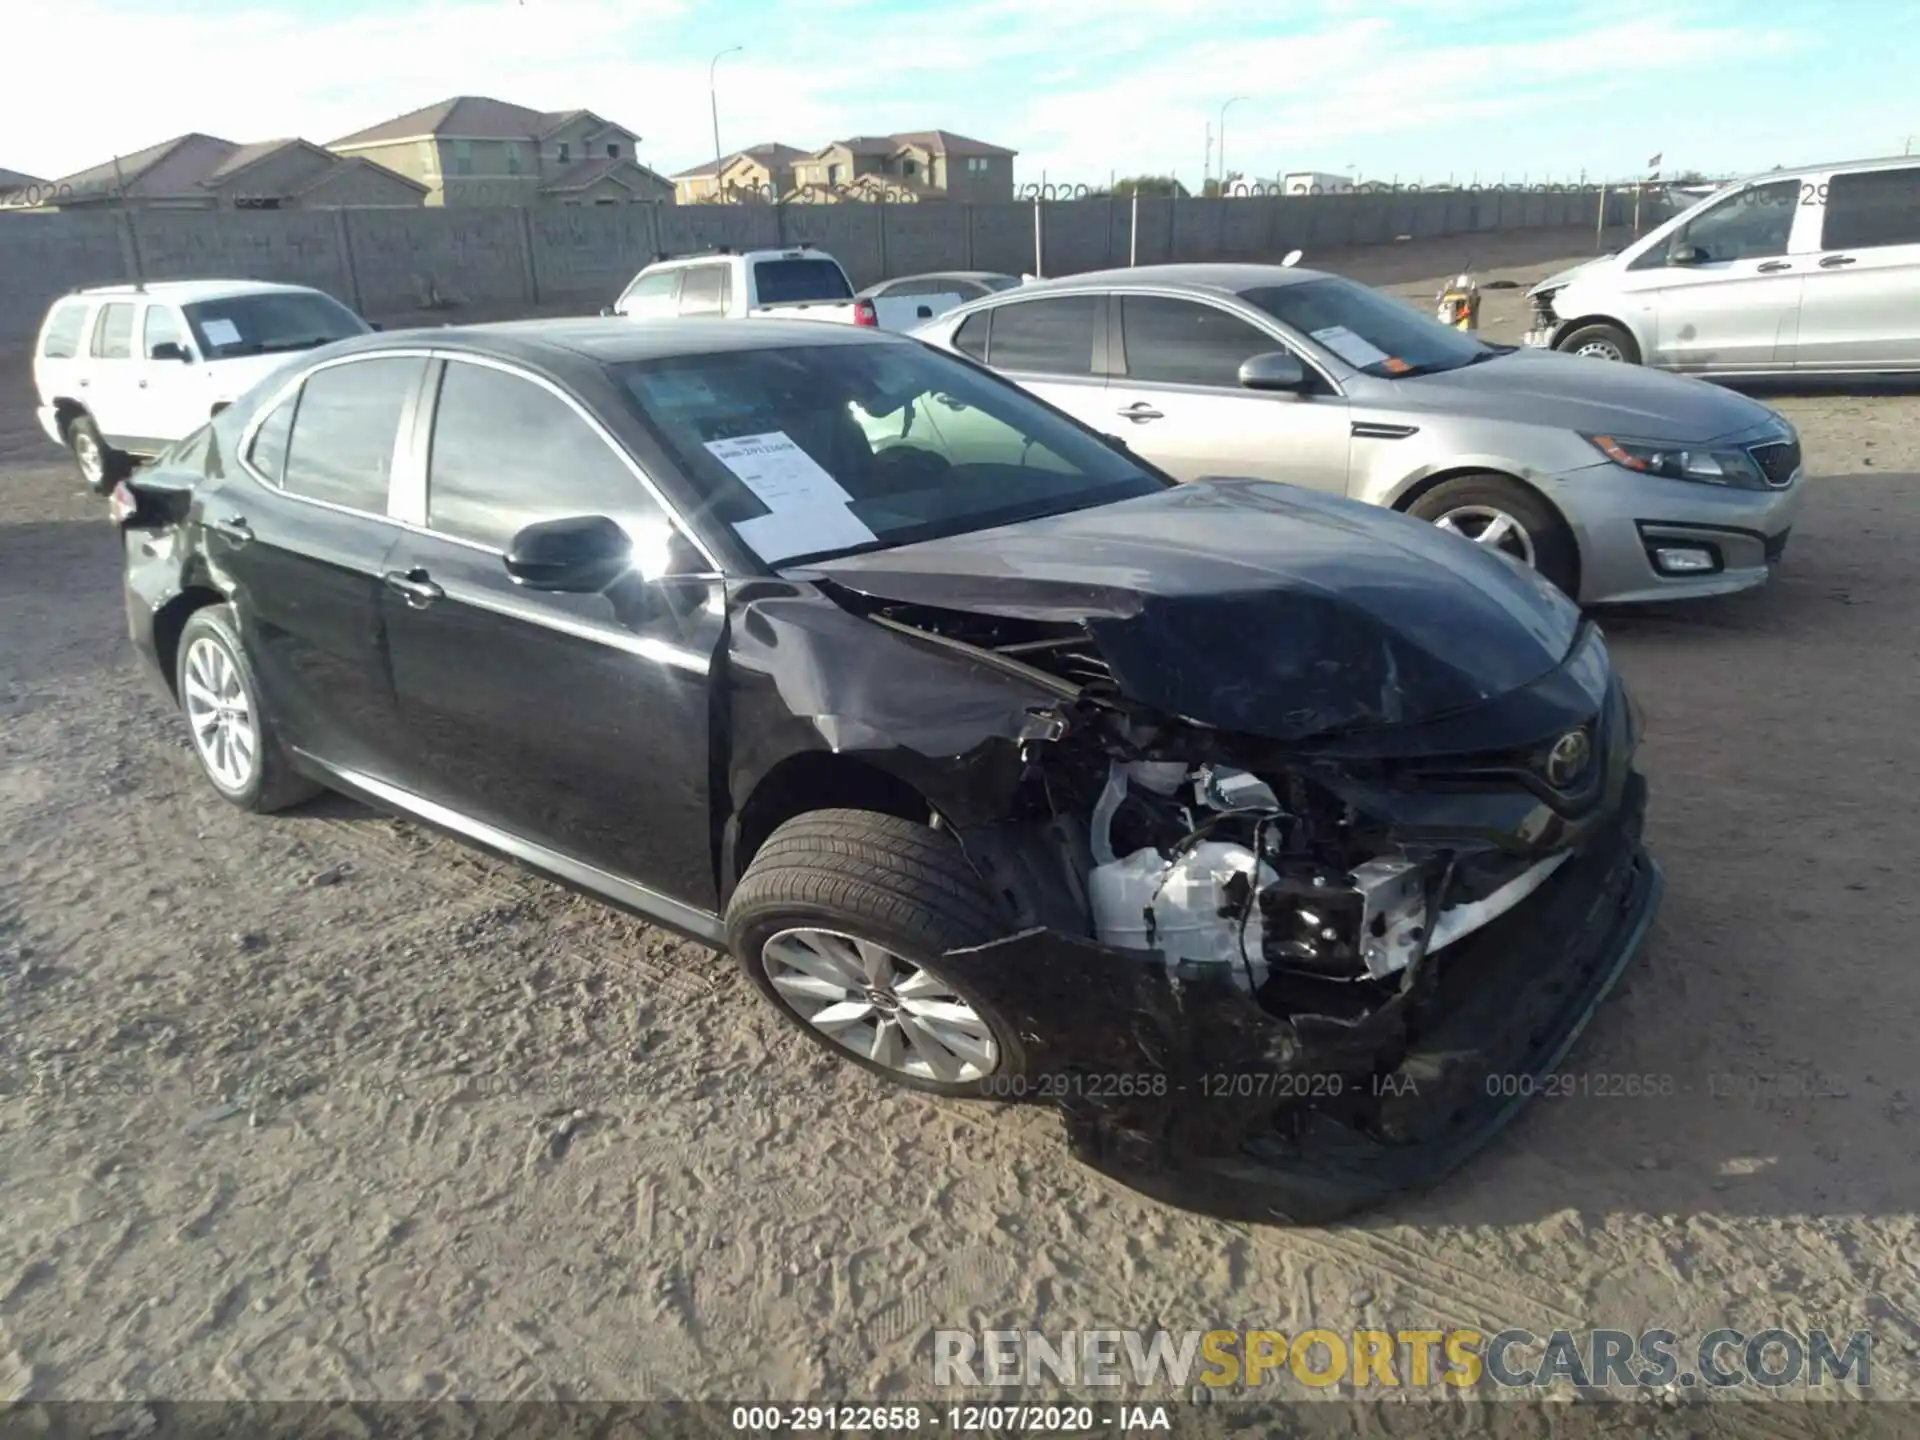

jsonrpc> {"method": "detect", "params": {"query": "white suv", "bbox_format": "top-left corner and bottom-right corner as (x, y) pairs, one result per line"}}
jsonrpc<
(33, 279), (372, 491)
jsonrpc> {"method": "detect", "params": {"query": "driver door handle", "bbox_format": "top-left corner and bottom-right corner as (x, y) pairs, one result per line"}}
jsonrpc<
(1819, 254), (1856, 268)
(1116, 402), (1164, 422)
(1756, 260), (1792, 273)
(383, 568), (445, 608)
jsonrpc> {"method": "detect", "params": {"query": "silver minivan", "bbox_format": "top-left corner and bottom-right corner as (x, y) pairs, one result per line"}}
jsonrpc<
(1524, 155), (1920, 377)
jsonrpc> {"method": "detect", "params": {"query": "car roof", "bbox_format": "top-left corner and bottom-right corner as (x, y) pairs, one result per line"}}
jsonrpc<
(1721, 154), (1920, 184)
(66, 279), (327, 305)
(339, 315), (910, 366)
(980, 263), (1331, 299)
(646, 247), (839, 267)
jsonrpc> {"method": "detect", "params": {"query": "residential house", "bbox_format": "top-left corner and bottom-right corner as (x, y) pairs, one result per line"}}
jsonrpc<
(327, 96), (675, 206)
(29, 134), (426, 209)
(788, 131), (1016, 201)
(674, 142), (808, 204)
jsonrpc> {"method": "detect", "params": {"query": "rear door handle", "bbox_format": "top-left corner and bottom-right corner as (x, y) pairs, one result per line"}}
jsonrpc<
(206, 514), (252, 546)
(1757, 261), (1792, 273)
(1819, 254), (1856, 268)
(1116, 402), (1164, 422)
(383, 568), (445, 608)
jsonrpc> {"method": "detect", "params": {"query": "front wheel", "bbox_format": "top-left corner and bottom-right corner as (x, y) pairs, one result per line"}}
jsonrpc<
(1556, 321), (1640, 365)
(1406, 473), (1581, 599)
(725, 809), (1027, 1098)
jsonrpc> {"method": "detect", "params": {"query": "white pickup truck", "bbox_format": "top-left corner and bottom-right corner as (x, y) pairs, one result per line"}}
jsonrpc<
(604, 246), (948, 331)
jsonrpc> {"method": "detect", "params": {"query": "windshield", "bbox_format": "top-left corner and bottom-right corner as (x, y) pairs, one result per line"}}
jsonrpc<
(617, 342), (1168, 567)
(183, 291), (367, 359)
(752, 258), (854, 304)
(1239, 276), (1493, 377)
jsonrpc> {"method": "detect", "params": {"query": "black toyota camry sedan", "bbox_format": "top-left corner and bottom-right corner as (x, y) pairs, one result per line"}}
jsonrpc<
(112, 317), (1663, 1223)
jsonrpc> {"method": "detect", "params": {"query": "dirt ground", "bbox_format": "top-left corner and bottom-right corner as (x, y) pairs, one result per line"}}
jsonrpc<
(4, 230), (1920, 1418)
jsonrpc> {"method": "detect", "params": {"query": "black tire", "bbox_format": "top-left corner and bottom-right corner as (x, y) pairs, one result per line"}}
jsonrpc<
(726, 809), (1027, 1098)
(1406, 472), (1581, 600)
(65, 414), (129, 495)
(174, 604), (322, 814)
(1556, 321), (1640, 365)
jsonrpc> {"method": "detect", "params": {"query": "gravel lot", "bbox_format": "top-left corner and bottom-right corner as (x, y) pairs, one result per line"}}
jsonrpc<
(3, 231), (1920, 1414)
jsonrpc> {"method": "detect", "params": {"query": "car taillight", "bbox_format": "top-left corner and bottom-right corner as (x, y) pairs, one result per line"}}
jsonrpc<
(108, 480), (140, 525)
(853, 299), (879, 327)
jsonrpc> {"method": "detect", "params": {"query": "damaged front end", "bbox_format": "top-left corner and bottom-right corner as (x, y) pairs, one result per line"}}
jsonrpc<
(770, 480), (1662, 1221)
(808, 573), (1659, 1223)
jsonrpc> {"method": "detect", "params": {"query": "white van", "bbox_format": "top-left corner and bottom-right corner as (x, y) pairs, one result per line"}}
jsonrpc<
(1524, 155), (1920, 377)
(33, 279), (372, 491)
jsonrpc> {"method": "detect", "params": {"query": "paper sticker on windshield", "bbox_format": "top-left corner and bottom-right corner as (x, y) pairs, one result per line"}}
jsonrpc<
(734, 505), (877, 564)
(1382, 356), (1412, 374)
(201, 318), (242, 347)
(706, 431), (854, 509)
(1309, 325), (1390, 370)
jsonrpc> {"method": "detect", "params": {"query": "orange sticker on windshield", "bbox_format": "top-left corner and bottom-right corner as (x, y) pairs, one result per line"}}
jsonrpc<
(1382, 356), (1412, 374)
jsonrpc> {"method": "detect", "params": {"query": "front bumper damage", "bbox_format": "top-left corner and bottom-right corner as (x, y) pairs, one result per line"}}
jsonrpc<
(940, 775), (1659, 1224)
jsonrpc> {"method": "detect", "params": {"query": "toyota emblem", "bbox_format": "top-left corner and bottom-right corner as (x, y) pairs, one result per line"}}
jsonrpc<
(1545, 729), (1593, 788)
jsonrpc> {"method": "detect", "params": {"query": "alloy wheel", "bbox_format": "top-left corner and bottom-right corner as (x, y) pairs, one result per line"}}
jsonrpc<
(1432, 505), (1538, 568)
(73, 430), (103, 486)
(761, 926), (1000, 1083)
(182, 635), (258, 792)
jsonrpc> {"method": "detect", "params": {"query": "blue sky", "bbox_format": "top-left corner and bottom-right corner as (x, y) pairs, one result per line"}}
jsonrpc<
(7, 0), (1917, 186)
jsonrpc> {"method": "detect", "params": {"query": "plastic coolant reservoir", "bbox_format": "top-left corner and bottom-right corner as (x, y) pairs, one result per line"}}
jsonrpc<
(1088, 843), (1273, 986)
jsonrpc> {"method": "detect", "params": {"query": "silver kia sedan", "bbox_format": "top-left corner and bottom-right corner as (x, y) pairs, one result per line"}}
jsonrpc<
(909, 264), (1807, 604)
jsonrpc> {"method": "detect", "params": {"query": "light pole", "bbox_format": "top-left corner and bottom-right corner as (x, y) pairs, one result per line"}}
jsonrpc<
(1217, 96), (1247, 193)
(709, 45), (742, 186)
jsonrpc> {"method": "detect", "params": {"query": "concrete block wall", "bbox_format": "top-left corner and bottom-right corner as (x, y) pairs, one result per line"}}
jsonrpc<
(0, 188), (1635, 343)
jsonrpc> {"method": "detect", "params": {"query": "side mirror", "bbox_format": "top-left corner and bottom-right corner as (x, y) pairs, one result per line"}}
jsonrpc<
(599, 305), (618, 317)
(915, 304), (933, 318)
(149, 341), (192, 362)
(1239, 350), (1310, 393)
(503, 515), (633, 593)
(1667, 243), (1708, 267)
(367, 321), (383, 332)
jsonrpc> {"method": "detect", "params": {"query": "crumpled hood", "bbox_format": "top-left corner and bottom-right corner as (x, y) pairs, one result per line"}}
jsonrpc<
(1386, 346), (1781, 443)
(808, 479), (1584, 741)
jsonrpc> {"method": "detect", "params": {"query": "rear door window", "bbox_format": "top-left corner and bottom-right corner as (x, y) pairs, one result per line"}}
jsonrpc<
(677, 264), (728, 316)
(953, 311), (990, 361)
(1821, 166), (1920, 250)
(92, 302), (136, 359)
(279, 357), (424, 513)
(39, 301), (90, 359)
(980, 296), (1099, 375)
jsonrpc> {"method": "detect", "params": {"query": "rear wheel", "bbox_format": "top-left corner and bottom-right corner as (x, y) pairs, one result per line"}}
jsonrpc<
(726, 809), (1025, 1098)
(1556, 321), (1639, 365)
(1407, 473), (1581, 599)
(66, 415), (128, 494)
(175, 605), (321, 813)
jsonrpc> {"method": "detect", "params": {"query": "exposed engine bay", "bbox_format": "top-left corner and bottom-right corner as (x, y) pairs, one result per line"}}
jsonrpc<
(843, 590), (1577, 1029)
